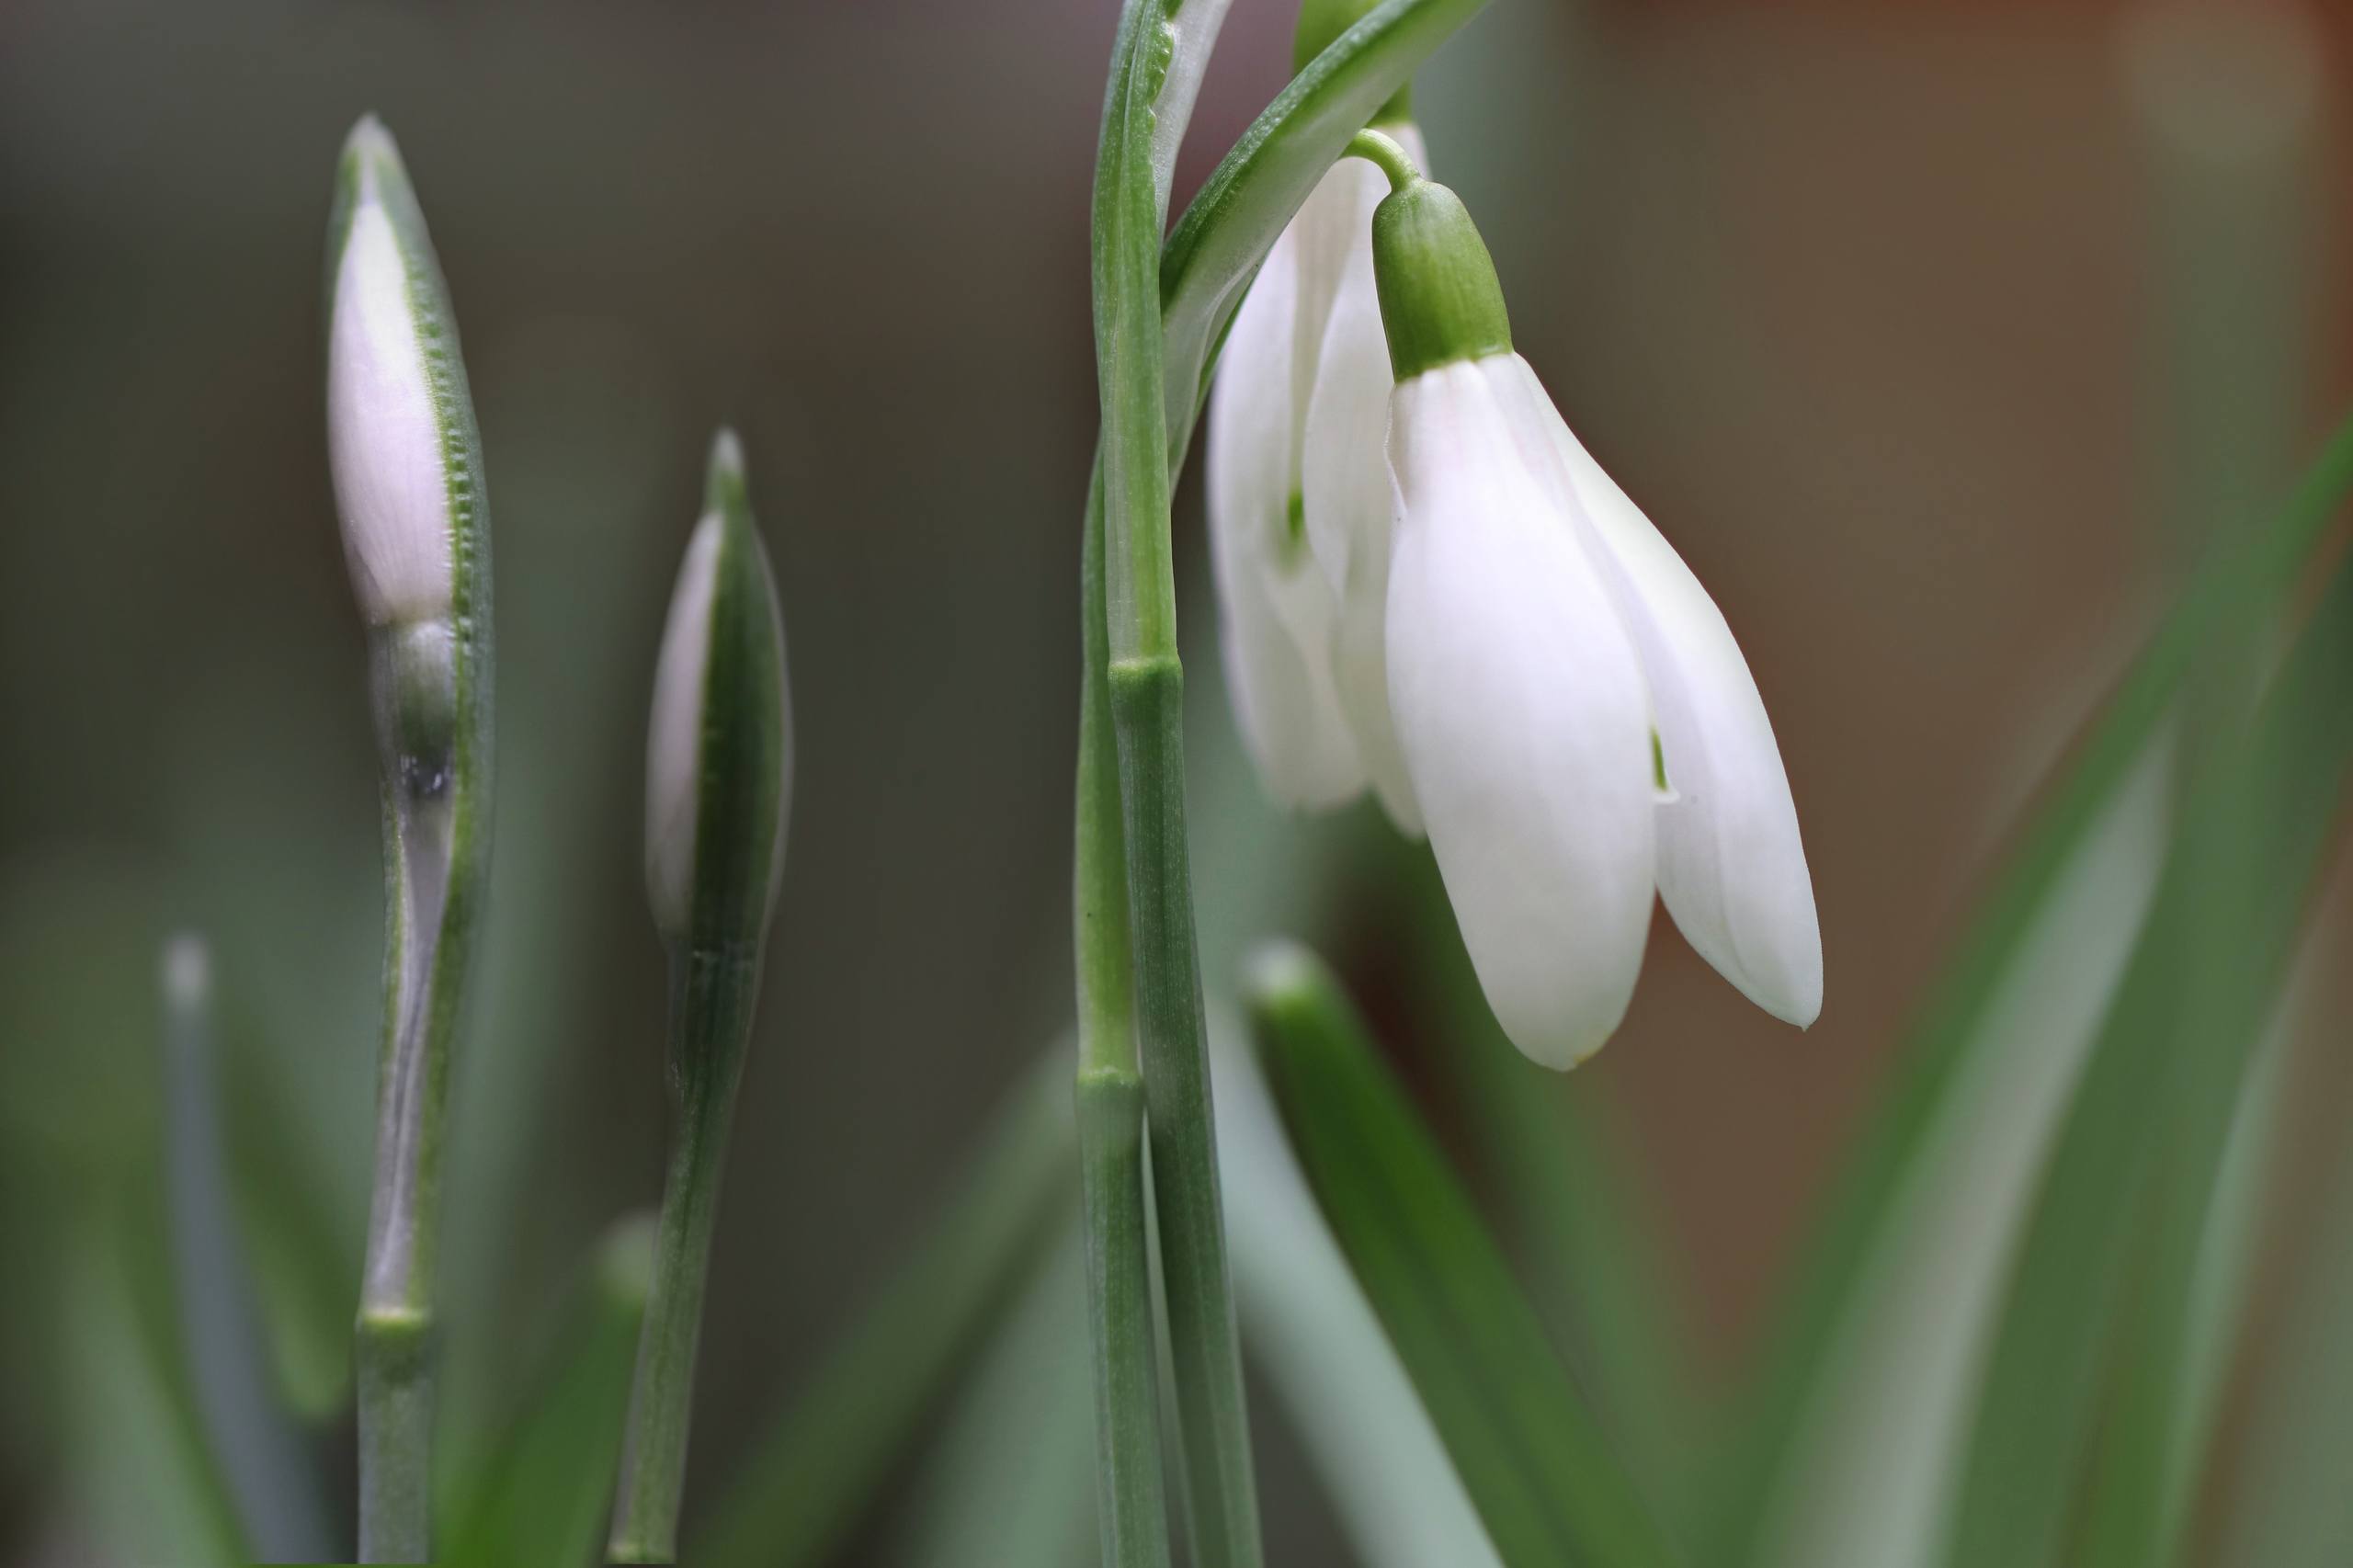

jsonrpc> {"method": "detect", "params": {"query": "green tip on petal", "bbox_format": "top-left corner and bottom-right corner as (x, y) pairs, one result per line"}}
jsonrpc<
(1371, 178), (1514, 382)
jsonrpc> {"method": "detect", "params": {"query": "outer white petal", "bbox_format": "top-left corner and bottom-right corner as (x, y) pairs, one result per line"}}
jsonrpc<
(327, 171), (452, 627)
(1206, 227), (1366, 808)
(1491, 356), (1823, 1026)
(645, 513), (722, 937)
(1386, 359), (1656, 1068)
(1304, 234), (1420, 832)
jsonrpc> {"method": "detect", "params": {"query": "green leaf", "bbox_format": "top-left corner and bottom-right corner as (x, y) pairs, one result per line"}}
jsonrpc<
(219, 1007), (360, 1420)
(1159, 0), (1495, 463)
(1389, 843), (1709, 1517)
(1249, 943), (1676, 1568)
(2215, 1113), (2353, 1568)
(441, 1213), (653, 1568)
(690, 1058), (1073, 1568)
(898, 1226), (1096, 1568)
(1710, 407), (2353, 1562)
(1940, 553), (2353, 1568)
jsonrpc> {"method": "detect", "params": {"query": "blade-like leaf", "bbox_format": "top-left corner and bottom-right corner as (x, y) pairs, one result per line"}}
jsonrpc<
(2216, 1097), (2353, 1568)
(1391, 842), (1708, 1515)
(1941, 551), (2353, 1568)
(1250, 943), (1676, 1568)
(1160, 0), (1495, 463)
(441, 1213), (653, 1568)
(691, 1058), (1072, 1568)
(899, 1225), (1097, 1568)
(1711, 408), (2353, 1561)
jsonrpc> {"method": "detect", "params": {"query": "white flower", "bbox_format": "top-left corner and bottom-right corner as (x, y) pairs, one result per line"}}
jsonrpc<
(645, 431), (794, 945)
(326, 116), (456, 630)
(1375, 179), (1823, 1067)
(1207, 125), (1428, 827)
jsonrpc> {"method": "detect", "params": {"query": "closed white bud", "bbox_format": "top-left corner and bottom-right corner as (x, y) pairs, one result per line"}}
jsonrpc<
(645, 431), (793, 947)
(326, 116), (466, 630)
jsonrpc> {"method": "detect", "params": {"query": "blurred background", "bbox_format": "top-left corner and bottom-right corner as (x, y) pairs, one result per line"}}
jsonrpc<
(4, 0), (2350, 1562)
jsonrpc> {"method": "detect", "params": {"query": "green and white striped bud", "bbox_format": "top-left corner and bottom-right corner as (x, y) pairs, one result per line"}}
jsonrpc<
(324, 115), (490, 801)
(644, 430), (793, 949)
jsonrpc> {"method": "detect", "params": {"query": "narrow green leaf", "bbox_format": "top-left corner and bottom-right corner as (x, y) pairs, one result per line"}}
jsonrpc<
(898, 1225), (1096, 1568)
(691, 1058), (1073, 1568)
(1388, 843), (1708, 1516)
(1250, 944), (1676, 1568)
(1942, 551), (2353, 1568)
(442, 1213), (653, 1568)
(1078, 1067), (1173, 1568)
(1160, 0), (1495, 461)
(1710, 407), (2353, 1561)
(2217, 1105), (2353, 1568)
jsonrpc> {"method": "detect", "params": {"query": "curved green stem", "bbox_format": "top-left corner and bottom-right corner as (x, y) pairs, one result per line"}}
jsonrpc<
(608, 948), (761, 1563)
(1344, 128), (1421, 193)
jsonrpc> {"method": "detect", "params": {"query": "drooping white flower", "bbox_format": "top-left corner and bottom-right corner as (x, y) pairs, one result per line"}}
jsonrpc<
(326, 115), (461, 631)
(1373, 176), (1823, 1066)
(1206, 4), (1427, 825)
(645, 430), (794, 947)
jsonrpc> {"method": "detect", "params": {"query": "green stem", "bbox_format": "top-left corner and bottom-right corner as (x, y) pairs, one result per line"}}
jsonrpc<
(1344, 127), (1421, 192)
(1079, 1067), (1176, 1568)
(1091, 0), (1262, 1557)
(356, 1303), (433, 1563)
(1077, 460), (1173, 1568)
(1105, 651), (1262, 1568)
(608, 948), (760, 1564)
(357, 727), (475, 1562)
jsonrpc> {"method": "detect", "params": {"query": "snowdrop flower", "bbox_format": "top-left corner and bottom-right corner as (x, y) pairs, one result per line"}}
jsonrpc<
(1371, 169), (1823, 1067)
(645, 430), (793, 949)
(1206, 0), (1428, 825)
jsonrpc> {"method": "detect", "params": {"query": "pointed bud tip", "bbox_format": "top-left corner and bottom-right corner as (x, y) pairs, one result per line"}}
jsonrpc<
(704, 427), (750, 516)
(339, 114), (406, 197)
(1243, 939), (1336, 1028)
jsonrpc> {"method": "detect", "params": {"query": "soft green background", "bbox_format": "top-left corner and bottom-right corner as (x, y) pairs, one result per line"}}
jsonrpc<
(3, 0), (2349, 1561)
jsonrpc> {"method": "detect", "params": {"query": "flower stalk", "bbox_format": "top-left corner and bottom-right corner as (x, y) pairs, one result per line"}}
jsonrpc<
(1090, 0), (1263, 1558)
(324, 113), (494, 1564)
(609, 431), (792, 1564)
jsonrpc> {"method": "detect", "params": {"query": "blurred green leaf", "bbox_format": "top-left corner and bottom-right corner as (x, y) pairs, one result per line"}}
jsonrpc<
(692, 1056), (1074, 1568)
(897, 1223), (1095, 1568)
(441, 1212), (653, 1568)
(1745, 742), (2170, 1568)
(1250, 943), (1675, 1568)
(1392, 842), (1707, 1516)
(1942, 551), (2353, 1568)
(217, 999), (361, 1422)
(61, 1223), (247, 1568)
(2216, 1096), (2353, 1568)
(1709, 409), (2353, 1563)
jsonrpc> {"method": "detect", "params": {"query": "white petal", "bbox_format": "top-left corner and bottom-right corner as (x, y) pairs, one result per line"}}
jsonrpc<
(1304, 233), (1421, 832)
(1206, 227), (1366, 808)
(327, 192), (452, 627)
(1386, 359), (1657, 1068)
(645, 513), (722, 937)
(1490, 357), (1824, 1026)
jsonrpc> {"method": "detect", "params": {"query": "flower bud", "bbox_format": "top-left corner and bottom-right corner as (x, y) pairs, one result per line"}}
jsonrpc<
(645, 431), (793, 947)
(1370, 178), (1514, 382)
(326, 116), (474, 631)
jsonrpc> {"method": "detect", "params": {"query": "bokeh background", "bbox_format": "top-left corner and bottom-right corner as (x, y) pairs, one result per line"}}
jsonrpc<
(4, 0), (2351, 1562)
